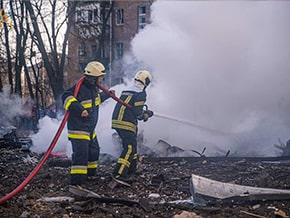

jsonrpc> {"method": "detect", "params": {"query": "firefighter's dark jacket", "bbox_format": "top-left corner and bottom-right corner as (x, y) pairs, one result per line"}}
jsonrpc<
(62, 79), (110, 140)
(112, 86), (147, 134)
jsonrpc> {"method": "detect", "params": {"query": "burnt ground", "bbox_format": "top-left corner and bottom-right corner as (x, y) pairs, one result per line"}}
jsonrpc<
(1, 146), (290, 218)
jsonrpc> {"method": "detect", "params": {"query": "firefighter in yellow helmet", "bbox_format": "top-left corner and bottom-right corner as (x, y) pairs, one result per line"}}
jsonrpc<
(111, 70), (154, 184)
(62, 61), (114, 190)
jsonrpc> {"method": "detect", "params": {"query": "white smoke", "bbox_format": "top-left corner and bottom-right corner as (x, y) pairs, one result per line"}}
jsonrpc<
(31, 1), (290, 157)
(0, 86), (24, 133)
(30, 116), (72, 155)
(29, 83), (128, 158)
(130, 1), (290, 156)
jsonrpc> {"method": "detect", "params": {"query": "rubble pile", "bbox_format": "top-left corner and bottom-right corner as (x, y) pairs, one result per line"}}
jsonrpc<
(0, 127), (32, 151)
(1, 143), (290, 217)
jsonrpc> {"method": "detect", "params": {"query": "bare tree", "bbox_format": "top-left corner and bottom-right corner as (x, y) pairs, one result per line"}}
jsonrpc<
(94, 1), (114, 61)
(1, 1), (40, 100)
(23, 0), (78, 103)
(1, 0), (112, 105)
(12, 1), (32, 98)
(0, 0), (13, 93)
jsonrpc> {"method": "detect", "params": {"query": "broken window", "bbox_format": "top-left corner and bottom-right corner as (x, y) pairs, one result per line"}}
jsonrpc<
(138, 5), (146, 31)
(100, 48), (105, 58)
(91, 45), (105, 59)
(93, 9), (99, 23)
(88, 10), (93, 23)
(76, 3), (100, 24)
(116, 8), (124, 25)
(115, 42), (123, 60)
(76, 10), (87, 23)
(78, 44), (86, 57)
(91, 44), (97, 58)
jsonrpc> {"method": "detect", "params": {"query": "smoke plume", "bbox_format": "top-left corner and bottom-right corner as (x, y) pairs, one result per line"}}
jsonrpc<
(130, 1), (290, 156)
(31, 1), (290, 157)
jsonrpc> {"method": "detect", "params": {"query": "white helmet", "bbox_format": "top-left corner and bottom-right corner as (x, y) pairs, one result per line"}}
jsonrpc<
(84, 61), (106, 77)
(134, 70), (152, 87)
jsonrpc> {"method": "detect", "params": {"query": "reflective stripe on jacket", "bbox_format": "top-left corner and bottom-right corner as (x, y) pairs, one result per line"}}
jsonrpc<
(112, 86), (147, 134)
(62, 79), (109, 140)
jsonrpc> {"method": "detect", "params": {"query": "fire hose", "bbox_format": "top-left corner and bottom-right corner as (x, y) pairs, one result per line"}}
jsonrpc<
(0, 80), (231, 204)
(0, 77), (85, 205)
(97, 84), (232, 136)
(153, 113), (233, 135)
(97, 83), (132, 109)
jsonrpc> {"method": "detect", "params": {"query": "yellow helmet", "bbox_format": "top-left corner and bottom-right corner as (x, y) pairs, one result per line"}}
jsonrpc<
(84, 61), (106, 77)
(134, 70), (152, 87)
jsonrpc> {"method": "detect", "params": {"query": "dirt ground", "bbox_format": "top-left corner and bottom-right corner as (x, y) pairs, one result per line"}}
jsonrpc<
(1, 145), (290, 218)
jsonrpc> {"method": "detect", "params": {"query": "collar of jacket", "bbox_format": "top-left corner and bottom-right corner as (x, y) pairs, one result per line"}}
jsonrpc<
(83, 78), (99, 91)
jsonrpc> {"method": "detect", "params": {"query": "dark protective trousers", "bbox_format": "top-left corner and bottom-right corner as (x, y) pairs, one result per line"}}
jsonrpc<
(70, 138), (100, 185)
(113, 129), (137, 178)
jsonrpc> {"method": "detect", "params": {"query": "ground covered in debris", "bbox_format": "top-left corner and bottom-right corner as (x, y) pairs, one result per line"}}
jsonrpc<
(1, 146), (290, 218)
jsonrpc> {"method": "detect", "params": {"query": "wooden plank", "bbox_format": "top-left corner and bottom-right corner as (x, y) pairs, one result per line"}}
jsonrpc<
(68, 185), (140, 207)
(108, 177), (131, 190)
(68, 185), (101, 198)
(190, 174), (290, 200)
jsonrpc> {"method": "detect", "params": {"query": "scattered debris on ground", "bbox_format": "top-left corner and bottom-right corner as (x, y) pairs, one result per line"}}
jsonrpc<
(1, 128), (290, 217)
(1, 144), (290, 217)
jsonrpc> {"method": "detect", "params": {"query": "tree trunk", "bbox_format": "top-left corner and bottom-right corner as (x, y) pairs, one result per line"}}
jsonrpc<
(24, 0), (78, 102)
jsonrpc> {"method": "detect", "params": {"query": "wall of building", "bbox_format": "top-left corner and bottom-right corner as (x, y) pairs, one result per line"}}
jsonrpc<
(65, 0), (153, 88)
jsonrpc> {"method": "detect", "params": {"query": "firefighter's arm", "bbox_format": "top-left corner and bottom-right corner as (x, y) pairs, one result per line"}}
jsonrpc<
(62, 87), (85, 116)
(99, 89), (115, 102)
(133, 92), (153, 121)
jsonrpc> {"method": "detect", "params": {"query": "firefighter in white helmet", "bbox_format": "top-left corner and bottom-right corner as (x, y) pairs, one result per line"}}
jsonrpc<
(62, 61), (115, 191)
(111, 70), (154, 185)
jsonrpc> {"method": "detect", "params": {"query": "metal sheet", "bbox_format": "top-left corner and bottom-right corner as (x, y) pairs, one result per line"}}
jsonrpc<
(191, 174), (290, 200)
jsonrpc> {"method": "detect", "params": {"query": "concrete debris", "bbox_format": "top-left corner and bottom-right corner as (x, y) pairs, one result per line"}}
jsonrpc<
(22, 155), (38, 164)
(0, 126), (16, 137)
(173, 211), (203, 218)
(240, 210), (267, 218)
(274, 138), (290, 156)
(0, 126), (32, 150)
(19, 211), (30, 218)
(153, 139), (187, 157)
(148, 193), (160, 198)
(274, 209), (289, 218)
(37, 196), (74, 203)
(2, 139), (290, 217)
(268, 206), (289, 218)
(168, 198), (196, 205)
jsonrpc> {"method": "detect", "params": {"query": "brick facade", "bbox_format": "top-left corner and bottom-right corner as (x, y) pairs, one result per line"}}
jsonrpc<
(65, 0), (153, 88)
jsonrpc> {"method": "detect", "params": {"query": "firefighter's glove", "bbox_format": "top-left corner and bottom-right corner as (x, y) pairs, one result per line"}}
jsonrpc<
(143, 110), (154, 122)
(146, 110), (154, 117)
